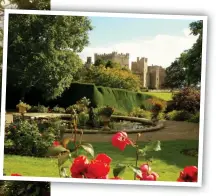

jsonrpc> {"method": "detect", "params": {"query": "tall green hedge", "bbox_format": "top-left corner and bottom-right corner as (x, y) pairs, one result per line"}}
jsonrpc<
(50, 83), (153, 113)
(6, 82), (155, 113)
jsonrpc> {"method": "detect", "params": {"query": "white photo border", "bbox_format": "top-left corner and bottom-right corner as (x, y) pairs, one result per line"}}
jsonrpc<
(0, 9), (208, 187)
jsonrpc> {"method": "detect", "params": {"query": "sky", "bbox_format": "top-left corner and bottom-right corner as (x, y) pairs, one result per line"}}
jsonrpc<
(79, 16), (198, 68)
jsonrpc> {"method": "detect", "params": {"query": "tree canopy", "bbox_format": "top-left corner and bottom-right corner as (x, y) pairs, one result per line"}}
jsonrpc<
(164, 20), (203, 88)
(7, 14), (93, 99)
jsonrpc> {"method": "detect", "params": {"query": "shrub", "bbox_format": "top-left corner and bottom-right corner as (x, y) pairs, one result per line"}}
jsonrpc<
(66, 97), (91, 114)
(78, 112), (89, 127)
(129, 107), (152, 119)
(158, 112), (165, 120)
(1, 181), (50, 196)
(65, 105), (76, 114)
(29, 104), (49, 113)
(168, 87), (200, 113)
(5, 119), (56, 157)
(166, 110), (193, 121)
(52, 106), (66, 113)
(113, 109), (128, 116)
(188, 112), (200, 123)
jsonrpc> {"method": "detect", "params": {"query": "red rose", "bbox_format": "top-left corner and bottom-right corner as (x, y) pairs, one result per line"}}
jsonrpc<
(70, 156), (89, 178)
(11, 173), (22, 176)
(86, 160), (110, 179)
(95, 153), (112, 165)
(136, 163), (159, 181)
(177, 166), (198, 182)
(112, 131), (132, 151)
(140, 163), (151, 175)
(53, 141), (60, 147)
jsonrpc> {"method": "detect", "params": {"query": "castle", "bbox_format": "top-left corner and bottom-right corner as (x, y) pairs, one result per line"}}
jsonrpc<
(85, 52), (166, 89)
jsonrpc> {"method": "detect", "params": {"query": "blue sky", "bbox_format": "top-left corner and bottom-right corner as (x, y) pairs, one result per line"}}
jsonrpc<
(88, 17), (196, 47)
(79, 16), (198, 67)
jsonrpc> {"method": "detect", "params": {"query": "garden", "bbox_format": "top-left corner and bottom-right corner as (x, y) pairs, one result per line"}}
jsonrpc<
(3, 14), (202, 183)
(4, 87), (200, 182)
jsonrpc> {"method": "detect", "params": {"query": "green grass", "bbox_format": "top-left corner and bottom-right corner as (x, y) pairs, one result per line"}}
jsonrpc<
(4, 140), (198, 181)
(143, 92), (173, 101)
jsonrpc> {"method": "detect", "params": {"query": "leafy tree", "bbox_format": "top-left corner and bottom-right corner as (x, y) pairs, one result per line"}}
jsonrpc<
(105, 60), (121, 68)
(9, 0), (50, 10)
(180, 20), (203, 86)
(164, 59), (186, 89)
(7, 14), (92, 100)
(94, 58), (105, 67)
(77, 65), (141, 91)
(164, 20), (203, 88)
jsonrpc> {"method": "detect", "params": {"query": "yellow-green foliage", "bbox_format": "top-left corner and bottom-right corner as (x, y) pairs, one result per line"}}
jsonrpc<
(80, 65), (141, 91)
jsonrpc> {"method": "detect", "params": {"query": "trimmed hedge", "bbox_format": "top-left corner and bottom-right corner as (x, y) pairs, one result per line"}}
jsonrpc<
(7, 83), (156, 113)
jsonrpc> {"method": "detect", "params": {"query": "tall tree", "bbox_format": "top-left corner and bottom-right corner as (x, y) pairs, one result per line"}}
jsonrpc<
(164, 59), (186, 89)
(180, 20), (203, 86)
(7, 14), (92, 99)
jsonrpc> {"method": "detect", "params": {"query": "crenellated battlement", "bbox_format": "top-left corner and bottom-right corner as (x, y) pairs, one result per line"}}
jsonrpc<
(95, 51), (129, 58)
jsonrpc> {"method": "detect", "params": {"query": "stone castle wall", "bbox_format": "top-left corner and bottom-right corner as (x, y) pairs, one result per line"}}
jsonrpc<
(94, 52), (129, 68)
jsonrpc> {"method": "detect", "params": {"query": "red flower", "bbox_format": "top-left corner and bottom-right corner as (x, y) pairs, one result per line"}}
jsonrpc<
(11, 173), (22, 176)
(177, 166), (198, 182)
(95, 153), (112, 165)
(140, 163), (151, 175)
(86, 159), (110, 179)
(70, 156), (89, 178)
(112, 131), (133, 151)
(140, 172), (159, 181)
(136, 163), (159, 181)
(53, 141), (60, 147)
(13, 126), (16, 129)
(110, 176), (123, 180)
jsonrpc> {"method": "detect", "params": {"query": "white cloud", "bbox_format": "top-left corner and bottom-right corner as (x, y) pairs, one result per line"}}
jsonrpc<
(78, 28), (198, 68)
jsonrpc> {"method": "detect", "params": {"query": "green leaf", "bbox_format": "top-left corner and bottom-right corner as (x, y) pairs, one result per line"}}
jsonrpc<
(46, 145), (68, 157)
(58, 152), (70, 167)
(113, 163), (126, 177)
(129, 166), (142, 178)
(143, 141), (161, 152)
(66, 141), (76, 152)
(80, 143), (94, 157)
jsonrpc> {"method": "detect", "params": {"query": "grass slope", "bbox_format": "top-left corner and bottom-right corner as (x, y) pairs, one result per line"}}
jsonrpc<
(4, 140), (198, 181)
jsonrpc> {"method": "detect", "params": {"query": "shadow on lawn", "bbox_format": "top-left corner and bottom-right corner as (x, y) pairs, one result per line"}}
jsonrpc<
(92, 139), (199, 169)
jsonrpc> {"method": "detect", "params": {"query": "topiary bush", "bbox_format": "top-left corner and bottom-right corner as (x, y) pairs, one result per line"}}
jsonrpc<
(166, 110), (193, 121)
(5, 119), (56, 157)
(1, 181), (50, 196)
(167, 87), (200, 114)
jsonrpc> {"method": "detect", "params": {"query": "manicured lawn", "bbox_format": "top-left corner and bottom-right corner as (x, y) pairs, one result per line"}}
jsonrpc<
(143, 92), (174, 101)
(4, 140), (198, 181)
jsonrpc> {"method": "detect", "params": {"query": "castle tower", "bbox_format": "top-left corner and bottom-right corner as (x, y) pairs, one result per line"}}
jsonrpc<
(85, 56), (92, 67)
(131, 57), (148, 88)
